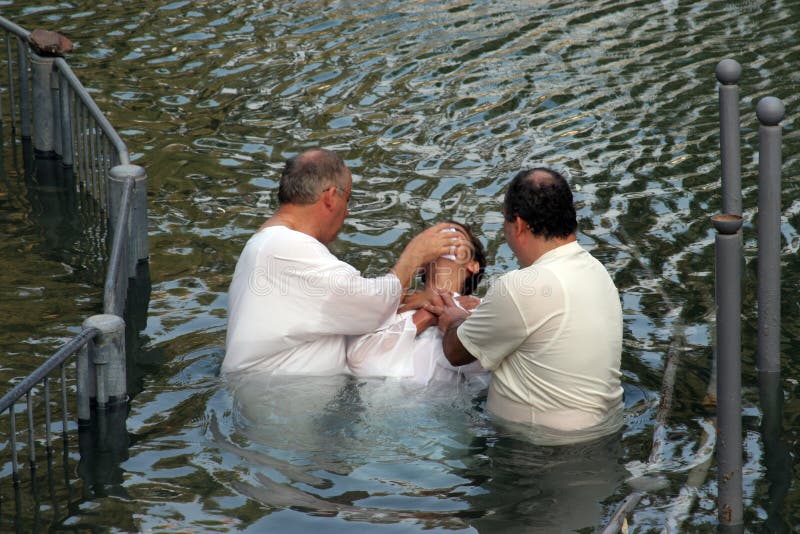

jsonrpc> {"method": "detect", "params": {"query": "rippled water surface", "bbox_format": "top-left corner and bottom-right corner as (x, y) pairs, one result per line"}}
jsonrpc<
(3, 0), (800, 531)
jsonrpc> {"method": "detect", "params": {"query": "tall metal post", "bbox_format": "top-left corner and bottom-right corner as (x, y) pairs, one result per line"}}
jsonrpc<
(756, 97), (784, 375)
(30, 52), (55, 155)
(713, 214), (743, 529)
(716, 59), (742, 216)
(708, 59), (743, 409)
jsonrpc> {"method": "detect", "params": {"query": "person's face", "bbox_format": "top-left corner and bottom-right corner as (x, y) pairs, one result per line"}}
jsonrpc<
(424, 225), (479, 293)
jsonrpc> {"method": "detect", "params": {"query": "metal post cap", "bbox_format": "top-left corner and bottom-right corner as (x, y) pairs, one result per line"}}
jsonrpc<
(82, 314), (125, 333)
(716, 59), (741, 85)
(109, 164), (147, 180)
(756, 97), (785, 126)
(711, 214), (743, 235)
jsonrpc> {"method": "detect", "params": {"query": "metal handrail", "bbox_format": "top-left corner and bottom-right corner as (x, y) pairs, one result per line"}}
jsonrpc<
(53, 57), (129, 165)
(0, 328), (98, 414)
(0, 15), (29, 40)
(0, 16), (145, 517)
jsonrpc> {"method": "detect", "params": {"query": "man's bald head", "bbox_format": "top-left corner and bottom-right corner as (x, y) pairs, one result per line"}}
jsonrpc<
(278, 148), (350, 205)
(503, 167), (577, 239)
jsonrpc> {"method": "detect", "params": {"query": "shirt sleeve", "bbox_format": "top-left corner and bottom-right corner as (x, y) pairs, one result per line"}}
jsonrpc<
(345, 313), (416, 377)
(311, 265), (404, 336)
(456, 274), (529, 371)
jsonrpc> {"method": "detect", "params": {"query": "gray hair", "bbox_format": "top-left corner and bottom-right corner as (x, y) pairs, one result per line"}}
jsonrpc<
(278, 148), (349, 205)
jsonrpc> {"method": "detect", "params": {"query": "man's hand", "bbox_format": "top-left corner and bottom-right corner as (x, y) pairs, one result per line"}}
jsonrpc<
(404, 222), (470, 265)
(425, 292), (477, 366)
(454, 295), (480, 311)
(425, 292), (470, 333)
(390, 223), (469, 292)
(399, 288), (445, 314)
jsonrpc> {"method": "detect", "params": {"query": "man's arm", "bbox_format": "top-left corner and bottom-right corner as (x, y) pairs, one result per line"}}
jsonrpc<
(442, 319), (477, 366)
(426, 293), (477, 366)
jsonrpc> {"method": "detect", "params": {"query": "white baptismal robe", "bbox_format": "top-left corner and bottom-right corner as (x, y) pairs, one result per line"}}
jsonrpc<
(346, 295), (489, 386)
(223, 226), (402, 376)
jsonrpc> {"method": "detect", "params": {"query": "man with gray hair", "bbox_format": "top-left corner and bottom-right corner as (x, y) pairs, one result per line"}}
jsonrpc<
(223, 148), (466, 376)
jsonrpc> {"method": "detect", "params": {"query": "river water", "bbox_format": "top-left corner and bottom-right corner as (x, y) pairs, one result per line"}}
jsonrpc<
(2, 0), (800, 531)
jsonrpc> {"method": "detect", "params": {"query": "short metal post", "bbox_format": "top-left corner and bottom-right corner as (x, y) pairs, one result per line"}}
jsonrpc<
(77, 339), (95, 424)
(756, 97), (784, 375)
(31, 52), (55, 155)
(713, 214), (743, 528)
(716, 59), (742, 217)
(109, 165), (149, 267)
(81, 315), (126, 411)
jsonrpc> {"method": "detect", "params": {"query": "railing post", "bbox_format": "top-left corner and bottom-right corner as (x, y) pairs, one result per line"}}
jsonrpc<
(756, 96), (784, 375)
(713, 214), (743, 529)
(77, 338), (94, 425)
(78, 315), (126, 419)
(30, 51), (56, 156)
(716, 59), (742, 217)
(109, 164), (149, 268)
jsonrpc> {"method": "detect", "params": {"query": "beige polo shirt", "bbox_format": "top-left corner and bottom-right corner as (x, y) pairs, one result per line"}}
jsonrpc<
(457, 241), (623, 430)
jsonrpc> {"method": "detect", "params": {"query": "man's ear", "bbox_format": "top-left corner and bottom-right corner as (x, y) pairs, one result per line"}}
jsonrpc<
(320, 186), (336, 210)
(513, 215), (527, 237)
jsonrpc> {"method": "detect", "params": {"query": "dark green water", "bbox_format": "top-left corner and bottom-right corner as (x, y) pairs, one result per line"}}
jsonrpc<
(2, 0), (800, 531)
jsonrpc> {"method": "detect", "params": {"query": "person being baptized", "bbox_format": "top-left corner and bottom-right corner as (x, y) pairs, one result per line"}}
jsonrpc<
(346, 221), (488, 387)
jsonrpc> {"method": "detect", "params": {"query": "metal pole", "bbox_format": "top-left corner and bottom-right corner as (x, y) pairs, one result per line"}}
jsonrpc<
(30, 52), (55, 155)
(713, 213), (743, 528)
(77, 338), (94, 425)
(716, 59), (742, 217)
(59, 71), (73, 166)
(4, 34), (13, 134)
(17, 36), (31, 139)
(757, 97), (784, 375)
(51, 64), (62, 158)
(82, 314), (126, 409)
(110, 164), (149, 265)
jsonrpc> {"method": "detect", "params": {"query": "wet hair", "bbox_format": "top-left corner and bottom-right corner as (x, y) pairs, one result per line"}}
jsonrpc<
(278, 148), (349, 205)
(503, 168), (577, 239)
(420, 221), (486, 296)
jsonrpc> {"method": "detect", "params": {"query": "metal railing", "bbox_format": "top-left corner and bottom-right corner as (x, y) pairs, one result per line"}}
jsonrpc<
(0, 16), (148, 528)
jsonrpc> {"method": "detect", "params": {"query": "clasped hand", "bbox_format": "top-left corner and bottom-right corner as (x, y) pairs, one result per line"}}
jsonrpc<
(400, 289), (476, 333)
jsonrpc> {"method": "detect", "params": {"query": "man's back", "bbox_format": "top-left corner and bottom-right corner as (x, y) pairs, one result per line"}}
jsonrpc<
(224, 226), (400, 375)
(459, 241), (623, 429)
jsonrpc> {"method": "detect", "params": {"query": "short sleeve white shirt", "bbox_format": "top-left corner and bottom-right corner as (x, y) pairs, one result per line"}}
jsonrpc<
(457, 241), (623, 425)
(223, 226), (402, 375)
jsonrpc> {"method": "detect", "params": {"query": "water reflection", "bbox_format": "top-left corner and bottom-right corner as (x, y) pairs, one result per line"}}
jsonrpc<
(219, 372), (627, 531)
(4, 0), (800, 530)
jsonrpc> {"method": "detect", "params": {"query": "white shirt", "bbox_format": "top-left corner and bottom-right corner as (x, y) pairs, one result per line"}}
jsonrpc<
(347, 295), (490, 386)
(457, 241), (623, 431)
(223, 226), (402, 375)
